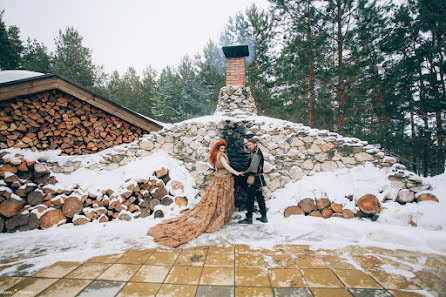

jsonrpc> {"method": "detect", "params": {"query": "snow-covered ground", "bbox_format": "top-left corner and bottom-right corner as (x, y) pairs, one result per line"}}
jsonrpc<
(0, 148), (445, 277)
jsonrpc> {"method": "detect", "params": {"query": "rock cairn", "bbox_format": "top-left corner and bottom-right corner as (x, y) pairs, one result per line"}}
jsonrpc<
(0, 152), (188, 233)
(0, 90), (144, 155)
(214, 86), (257, 117)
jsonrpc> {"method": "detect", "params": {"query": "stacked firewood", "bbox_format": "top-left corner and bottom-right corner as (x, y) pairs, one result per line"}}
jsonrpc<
(0, 90), (143, 155)
(0, 154), (188, 232)
(0, 152), (58, 232)
(284, 198), (355, 219)
(284, 192), (438, 223)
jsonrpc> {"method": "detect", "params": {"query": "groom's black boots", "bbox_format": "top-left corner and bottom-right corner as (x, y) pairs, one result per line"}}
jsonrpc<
(238, 218), (252, 224)
(256, 216), (268, 223)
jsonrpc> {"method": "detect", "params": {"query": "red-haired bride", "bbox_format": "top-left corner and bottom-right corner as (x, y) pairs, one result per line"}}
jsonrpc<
(147, 139), (242, 248)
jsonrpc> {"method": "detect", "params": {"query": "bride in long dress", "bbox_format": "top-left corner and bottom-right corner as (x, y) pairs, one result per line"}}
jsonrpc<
(147, 139), (242, 248)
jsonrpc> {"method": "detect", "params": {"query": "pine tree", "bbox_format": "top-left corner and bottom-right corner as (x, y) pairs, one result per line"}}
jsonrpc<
(53, 26), (96, 87)
(155, 66), (186, 122)
(0, 10), (23, 70)
(345, 0), (391, 141)
(196, 40), (225, 111)
(270, 0), (332, 127)
(416, 0), (446, 173)
(21, 38), (52, 73)
(220, 4), (276, 116)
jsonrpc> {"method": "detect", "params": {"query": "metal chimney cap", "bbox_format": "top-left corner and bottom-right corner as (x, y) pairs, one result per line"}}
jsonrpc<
(222, 45), (249, 58)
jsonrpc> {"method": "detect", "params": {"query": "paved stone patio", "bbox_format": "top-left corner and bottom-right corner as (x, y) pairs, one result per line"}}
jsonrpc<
(0, 244), (445, 296)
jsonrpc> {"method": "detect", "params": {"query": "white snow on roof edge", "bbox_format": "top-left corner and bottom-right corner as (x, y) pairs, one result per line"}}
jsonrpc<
(0, 70), (45, 84)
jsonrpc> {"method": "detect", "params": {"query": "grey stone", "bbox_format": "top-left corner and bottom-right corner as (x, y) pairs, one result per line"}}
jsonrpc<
(195, 285), (234, 297)
(263, 161), (274, 173)
(136, 150), (152, 158)
(272, 287), (313, 297)
(338, 145), (353, 156)
(302, 160), (314, 170)
(303, 136), (314, 143)
(139, 140), (154, 151)
(348, 288), (393, 297)
(341, 157), (356, 165)
(77, 280), (126, 297)
(118, 213), (131, 221)
(269, 178), (282, 192)
(396, 189), (415, 203)
(289, 166), (304, 180)
(355, 152), (374, 162)
(315, 153), (328, 163)
(291, 137), (304, 147)
(390, 181), (405, 189)
(321, 161), (338, 172)
(103, 163), (119, 171)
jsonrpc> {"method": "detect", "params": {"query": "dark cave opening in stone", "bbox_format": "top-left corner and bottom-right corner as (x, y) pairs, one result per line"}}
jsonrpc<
(219, 120), (258, 211)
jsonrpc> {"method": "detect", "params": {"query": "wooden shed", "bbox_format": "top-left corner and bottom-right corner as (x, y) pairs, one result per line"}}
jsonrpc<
(0, 72), (163, 155)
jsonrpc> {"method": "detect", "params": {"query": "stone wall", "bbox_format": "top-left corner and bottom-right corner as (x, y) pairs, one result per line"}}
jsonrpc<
(46, 87), (428, 203)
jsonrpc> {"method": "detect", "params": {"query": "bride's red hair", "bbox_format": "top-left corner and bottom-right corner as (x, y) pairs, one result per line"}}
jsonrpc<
(209, 139), (227, 166)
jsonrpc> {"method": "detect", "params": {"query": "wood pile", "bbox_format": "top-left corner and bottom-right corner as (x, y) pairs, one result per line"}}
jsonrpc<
(284, 192), (438, 223)
(284, 197), (356, 219)
(0, 90), (144, 155)
(0, 154), (187, 232)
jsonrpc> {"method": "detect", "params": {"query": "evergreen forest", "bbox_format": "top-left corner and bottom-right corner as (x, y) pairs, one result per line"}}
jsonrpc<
(0, 0), (445, 176)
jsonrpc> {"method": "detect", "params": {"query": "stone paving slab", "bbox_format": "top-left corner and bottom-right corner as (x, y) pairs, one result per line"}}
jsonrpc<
(0, 244), (444, 297)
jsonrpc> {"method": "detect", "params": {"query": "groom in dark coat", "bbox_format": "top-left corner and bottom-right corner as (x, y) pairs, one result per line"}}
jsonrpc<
(238, 138), (268, 224)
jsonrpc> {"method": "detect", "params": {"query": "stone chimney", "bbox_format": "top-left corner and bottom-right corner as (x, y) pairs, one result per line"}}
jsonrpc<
(214, 45), (257, 117)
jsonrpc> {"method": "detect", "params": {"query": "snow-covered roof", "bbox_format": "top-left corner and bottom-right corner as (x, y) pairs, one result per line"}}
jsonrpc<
(0, 70), (45, 84)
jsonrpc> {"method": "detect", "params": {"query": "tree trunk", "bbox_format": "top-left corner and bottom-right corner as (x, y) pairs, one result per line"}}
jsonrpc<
(410, 109), (417, 173)
(336, 0), (345, 135)
(306, 12), (314, 129)
(427, 53), (444, 174)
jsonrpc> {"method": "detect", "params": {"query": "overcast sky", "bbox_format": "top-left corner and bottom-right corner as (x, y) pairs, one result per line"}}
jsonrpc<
(0, 0), (270, 75)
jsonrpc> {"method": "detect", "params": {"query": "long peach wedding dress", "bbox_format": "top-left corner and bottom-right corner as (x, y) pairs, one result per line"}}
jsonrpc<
(147, 152), (236, 248)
